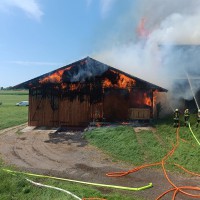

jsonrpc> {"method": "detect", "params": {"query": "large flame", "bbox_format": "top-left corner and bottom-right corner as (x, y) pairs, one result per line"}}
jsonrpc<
(143, 90), (158, 107)
(118, 74), (136, 88)
(39, 66), (72, 84)
(103, 71), (136, 89)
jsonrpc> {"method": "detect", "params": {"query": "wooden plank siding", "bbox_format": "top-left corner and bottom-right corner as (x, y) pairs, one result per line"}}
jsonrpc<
(129, 108), (150, 120)
(29, 94), (91, 127)
(59, 97), (90, 126)
(103, 90), (129, 121)
(28, 88), (154, 127)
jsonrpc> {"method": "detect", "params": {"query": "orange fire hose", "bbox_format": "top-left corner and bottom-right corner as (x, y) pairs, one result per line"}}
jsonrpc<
(106, 162), (161, 177)
(174, 163), (200, 177)
(106, 126), (200, 200)
(157, 127), (200, 199)
(156, 186), (200, 200)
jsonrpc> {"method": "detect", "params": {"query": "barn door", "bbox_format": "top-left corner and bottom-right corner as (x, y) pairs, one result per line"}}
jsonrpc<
(59, 97), (90, 126)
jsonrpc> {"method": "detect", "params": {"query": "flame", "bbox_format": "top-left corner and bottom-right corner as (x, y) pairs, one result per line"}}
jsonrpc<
(60, 83), (80, 91)
(144, 93), (152, 106)
(137, 18), (149, 38)
(103, 71), (136, 90)
(61, 83), (67, 89)
(118, 74), (136, 89)
(70, 84), (80, 91)
(103, 78), (113, 88)
(39, 66), (72, 84)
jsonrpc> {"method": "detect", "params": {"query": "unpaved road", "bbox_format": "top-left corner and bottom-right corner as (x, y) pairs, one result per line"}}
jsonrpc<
(0, 124), (199, 200)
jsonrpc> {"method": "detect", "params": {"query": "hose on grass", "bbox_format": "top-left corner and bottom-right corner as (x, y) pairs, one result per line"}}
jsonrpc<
(188, 122), (200, 146)
(106, 162), (161, 177)
(106, 126), (200, 199)
(26, 178), (107, 200)
(174, 163), (200, 177)
(2, 168), (152, 191)
(26, 178), (82, 200)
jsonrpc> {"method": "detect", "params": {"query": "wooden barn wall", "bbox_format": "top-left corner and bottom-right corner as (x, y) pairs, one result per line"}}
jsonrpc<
(28, 88), (154, 127)
(59, 97), (90, 126)
(29, 95), (59, 127)
(90, 103), (103, 121)
(103, 90), (129, 121)
(29, 94), (91, 127)
(129, 89), (153, 117)
(29, 95), (43, 126)
(103, 89), (153, 121)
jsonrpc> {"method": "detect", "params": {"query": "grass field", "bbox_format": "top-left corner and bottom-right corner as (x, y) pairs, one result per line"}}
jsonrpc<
(0, 161), (143, 200)
(0, 90), (28, 129)
(85, 116), (200, 174)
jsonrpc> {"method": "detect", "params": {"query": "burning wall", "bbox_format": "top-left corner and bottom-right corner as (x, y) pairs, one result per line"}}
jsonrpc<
(15, 57), (167, 126)
(30, 65), (156, 109)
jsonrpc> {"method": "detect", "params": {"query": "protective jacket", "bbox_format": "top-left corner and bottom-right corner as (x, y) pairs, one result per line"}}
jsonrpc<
(184, 109), (190, 117)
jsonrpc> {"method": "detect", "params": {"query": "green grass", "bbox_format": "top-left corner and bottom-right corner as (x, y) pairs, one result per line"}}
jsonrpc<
(0, 90), (28, 130)
(0, 89), (28, 95)
(0, 161), (143, 200)
(85, 115), (200, 174)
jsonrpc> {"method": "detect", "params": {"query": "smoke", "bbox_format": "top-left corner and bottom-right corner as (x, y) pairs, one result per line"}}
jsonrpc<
(93, 0), (200, 109)
(63, 58), (109, 82)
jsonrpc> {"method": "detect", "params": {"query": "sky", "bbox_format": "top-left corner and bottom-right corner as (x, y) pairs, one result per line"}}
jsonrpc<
(0, 0), (200, 105)
(0, 0), (134, 87)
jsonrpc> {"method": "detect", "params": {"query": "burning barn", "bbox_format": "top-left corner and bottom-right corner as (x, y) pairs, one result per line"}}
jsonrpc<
(14, 57), (167, 127)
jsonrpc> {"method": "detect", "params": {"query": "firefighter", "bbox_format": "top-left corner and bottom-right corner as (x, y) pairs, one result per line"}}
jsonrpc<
(196, 109), (200, 127)
(173, 109), (180, 128)
(184, 108), (190, 126)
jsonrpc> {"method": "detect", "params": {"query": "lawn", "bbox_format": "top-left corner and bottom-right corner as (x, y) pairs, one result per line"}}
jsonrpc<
(0, 90), (28, 129)
(85, 115), (200, 174)
(0, 161), (143, 200)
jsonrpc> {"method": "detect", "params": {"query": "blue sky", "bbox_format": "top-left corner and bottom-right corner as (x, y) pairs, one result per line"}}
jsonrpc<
(1, 0), (199, 100)
(0, 0), (135, 87)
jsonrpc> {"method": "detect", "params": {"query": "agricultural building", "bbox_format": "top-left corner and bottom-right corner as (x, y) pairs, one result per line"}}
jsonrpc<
(15, 57), (167, 127)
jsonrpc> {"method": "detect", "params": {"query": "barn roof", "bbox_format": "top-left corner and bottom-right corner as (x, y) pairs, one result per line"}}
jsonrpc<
(14, 56), (167, 92)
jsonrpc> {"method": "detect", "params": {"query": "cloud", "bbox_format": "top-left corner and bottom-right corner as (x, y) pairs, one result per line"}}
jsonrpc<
(0, 0), (43, 20)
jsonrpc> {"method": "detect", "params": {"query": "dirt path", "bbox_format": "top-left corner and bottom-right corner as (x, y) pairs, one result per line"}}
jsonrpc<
(0, 125), (199, 200)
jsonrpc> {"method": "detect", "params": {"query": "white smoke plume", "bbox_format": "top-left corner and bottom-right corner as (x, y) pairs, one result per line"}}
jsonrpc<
(93, 0), (200, 110)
